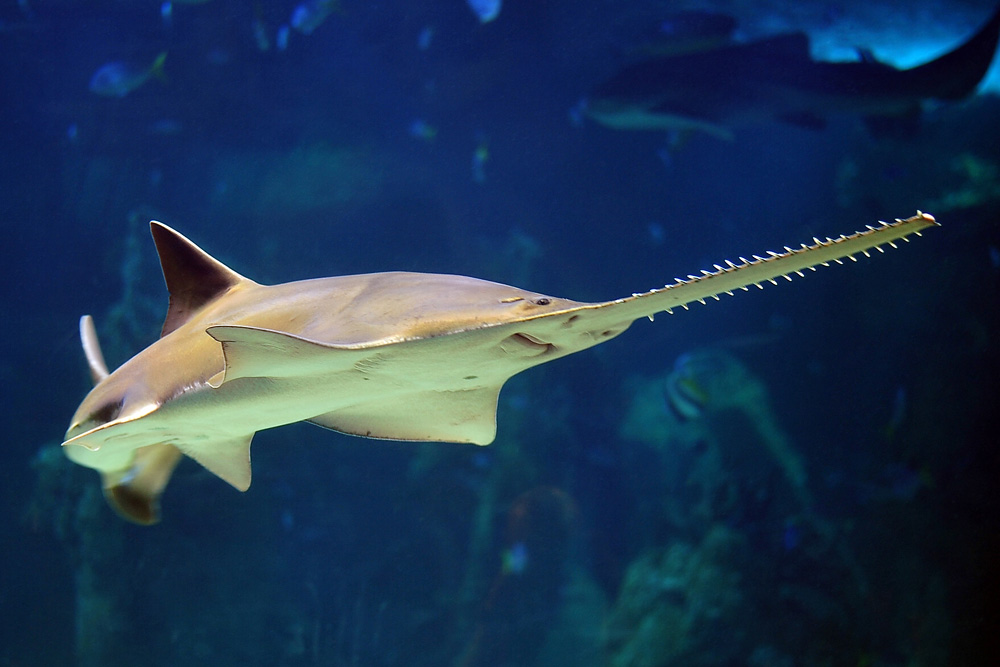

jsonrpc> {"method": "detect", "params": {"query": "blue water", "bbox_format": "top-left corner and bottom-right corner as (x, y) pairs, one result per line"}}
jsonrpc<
(2, 0), (999, 665)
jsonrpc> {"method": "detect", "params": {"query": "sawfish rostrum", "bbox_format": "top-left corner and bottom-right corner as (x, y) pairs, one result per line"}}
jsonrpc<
(63, 214), (938, 523)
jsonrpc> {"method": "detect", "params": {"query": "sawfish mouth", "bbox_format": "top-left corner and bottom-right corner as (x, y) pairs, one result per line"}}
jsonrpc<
(504, 332), (554, 356)
(63, 402), (159, 451)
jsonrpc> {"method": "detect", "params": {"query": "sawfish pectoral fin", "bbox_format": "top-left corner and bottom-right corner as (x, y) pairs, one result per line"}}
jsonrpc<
(100, 442), (183, 525)
(206, 325), (365, 384)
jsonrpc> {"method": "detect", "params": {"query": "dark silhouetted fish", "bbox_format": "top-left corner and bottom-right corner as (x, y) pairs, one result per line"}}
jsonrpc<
(587, 8), (1000, 139)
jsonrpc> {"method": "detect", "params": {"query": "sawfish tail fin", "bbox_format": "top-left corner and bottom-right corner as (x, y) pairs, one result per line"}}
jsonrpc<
(604, 213), (938, 322)
(903, 6), (1000, 100)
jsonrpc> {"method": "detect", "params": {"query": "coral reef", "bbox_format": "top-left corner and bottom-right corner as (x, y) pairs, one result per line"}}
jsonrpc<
(27, 444), (132, 667)
(835, 96), (1000, 214)
(619, 349), (811, 524)
(604, 526), (744, 667)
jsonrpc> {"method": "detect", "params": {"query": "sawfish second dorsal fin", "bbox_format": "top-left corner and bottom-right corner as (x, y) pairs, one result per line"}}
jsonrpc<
(150, 221), (257, 337)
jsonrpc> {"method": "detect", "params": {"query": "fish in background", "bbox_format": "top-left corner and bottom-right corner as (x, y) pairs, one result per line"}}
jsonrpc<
(89, 52), (167, 98)
(661, 352), (711, 422)
(586, 7), (1000, 140)
(471, 134), (490, 183)
(467, 0), (501, 24)
(408, 119), (438, 142)
(160, 0), (212, 30)
(290, 0), (338, 35)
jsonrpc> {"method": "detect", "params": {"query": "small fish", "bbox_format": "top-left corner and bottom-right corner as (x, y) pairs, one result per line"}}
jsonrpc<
(417, 26), (434, 51)
(160, 1), (173, 30)
(857, 462), (932, 503)
(89, 52), (167, 98)
(408, 119), (437, 142)
(290, 0), (337, 35)
(501, 541), (529, 575)
(662, 353), (710, 421)
(647, 221), (666, 246)
(149, 118), (183, 135)
(567, 98), (588, 128)
(782, 519), (802, 551)
(252, 1), (270, 51)
(276, 25), (291, 51)
(472, 135), (489, 183)
(883, 385), (907, 440)
(880, 462), (929, 501)
(466, 0), (501, 24)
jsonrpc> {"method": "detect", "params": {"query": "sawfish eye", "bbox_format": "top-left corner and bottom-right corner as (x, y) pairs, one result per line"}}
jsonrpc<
(533, 297), (551, 306)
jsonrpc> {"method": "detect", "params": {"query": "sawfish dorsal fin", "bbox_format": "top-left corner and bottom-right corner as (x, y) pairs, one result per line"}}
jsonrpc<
(150, 221), (256, 337)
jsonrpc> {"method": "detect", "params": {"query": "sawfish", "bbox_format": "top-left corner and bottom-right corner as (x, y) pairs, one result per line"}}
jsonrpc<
(63, 213), (937, 524)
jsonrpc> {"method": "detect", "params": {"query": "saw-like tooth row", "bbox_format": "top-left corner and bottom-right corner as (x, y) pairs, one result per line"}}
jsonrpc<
(641, 213), (936, 315)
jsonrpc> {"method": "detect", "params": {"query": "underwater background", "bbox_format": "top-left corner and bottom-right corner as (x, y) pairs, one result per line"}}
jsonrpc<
(2, 0), (999, 665)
